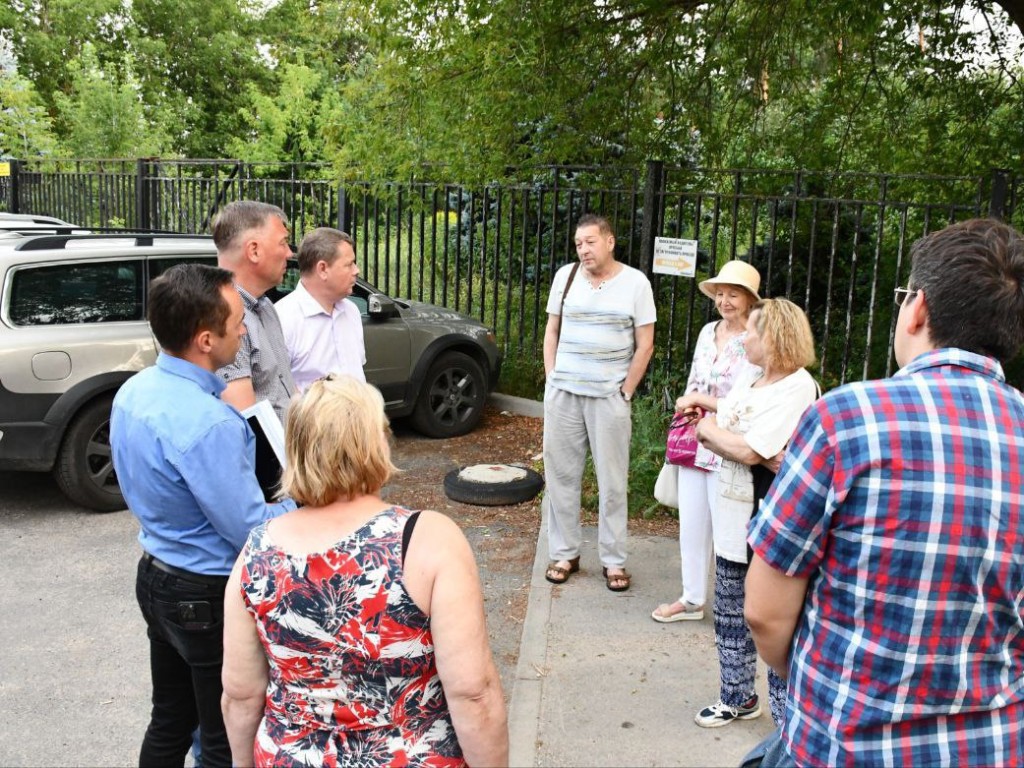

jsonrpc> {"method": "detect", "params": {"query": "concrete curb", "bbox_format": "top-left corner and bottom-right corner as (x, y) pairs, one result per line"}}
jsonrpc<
(507, 502), (550, 767)
(489, 392), (544, 419)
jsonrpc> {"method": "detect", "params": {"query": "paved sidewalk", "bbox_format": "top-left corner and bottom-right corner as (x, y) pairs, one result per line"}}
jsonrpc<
(507, 512), (776, 767)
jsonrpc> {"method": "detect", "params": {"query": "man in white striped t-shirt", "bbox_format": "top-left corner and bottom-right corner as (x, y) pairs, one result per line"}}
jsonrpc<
(542, 214), (656, 593)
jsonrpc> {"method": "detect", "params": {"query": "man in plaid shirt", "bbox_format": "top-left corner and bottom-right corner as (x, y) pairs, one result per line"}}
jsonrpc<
(745, 218), (1024, 767)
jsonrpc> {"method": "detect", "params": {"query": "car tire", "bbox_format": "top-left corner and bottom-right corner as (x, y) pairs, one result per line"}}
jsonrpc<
(410, 351), (487, 438)
(54, 395), (125, 513)
(443, 464), (545, 506)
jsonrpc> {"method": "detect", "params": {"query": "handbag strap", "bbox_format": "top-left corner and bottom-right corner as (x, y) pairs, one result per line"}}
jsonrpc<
(556, 261), (581, 345)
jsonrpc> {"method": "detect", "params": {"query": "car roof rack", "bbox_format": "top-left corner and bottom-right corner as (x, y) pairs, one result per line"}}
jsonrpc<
(13, 232), (215, 252)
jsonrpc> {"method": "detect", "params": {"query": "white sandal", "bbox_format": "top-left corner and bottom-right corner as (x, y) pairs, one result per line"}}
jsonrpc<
(651, 601), (704, 623)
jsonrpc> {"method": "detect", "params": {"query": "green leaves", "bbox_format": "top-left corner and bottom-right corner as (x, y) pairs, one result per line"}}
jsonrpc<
(0, 70), (57, 158)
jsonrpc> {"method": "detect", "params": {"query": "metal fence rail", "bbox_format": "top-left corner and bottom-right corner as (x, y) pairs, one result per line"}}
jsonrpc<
(2, 159), (1018, 388)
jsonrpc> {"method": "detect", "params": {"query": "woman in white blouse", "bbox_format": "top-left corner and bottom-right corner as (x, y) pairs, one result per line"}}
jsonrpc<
(678, 298), (818, 729)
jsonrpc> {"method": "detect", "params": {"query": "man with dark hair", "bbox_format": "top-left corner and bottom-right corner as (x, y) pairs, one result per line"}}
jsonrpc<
(274, 226), (366, 390)
(745, 218), (1024, 766)
(542, 213), (656, 592)
(213, 200), (297, 421)
(111, 263), (295, 768)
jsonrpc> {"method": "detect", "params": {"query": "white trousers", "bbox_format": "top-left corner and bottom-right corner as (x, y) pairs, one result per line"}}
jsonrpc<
(677, 465), (717, 607)
(543, 386), (632, 568)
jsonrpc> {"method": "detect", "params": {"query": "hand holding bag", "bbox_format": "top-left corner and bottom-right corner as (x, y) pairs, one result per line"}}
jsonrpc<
(665, 410), (705, 469)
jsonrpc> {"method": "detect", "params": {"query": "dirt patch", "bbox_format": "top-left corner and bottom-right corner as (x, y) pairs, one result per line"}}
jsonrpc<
(382, 404), (678, 702)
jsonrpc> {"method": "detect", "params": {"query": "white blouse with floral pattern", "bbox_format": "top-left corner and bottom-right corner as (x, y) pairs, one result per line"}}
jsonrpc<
(684, 320), (758, 471)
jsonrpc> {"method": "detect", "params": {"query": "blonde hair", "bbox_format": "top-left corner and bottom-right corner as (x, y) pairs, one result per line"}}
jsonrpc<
(751, 298), (816, 372)
(281, 376), (397, 507)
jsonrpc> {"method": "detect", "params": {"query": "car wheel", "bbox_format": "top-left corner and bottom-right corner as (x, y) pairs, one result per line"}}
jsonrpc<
(54, 395), (125, 512)
(444, 464), (545, 506)
(410, 351), (487, 438)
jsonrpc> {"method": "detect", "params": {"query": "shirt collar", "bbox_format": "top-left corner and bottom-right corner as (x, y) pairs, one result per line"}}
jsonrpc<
(234, 283), (273, 313)
(294, 279), (344, 318)
(896, 348), (1006, 383)
(155, 352), (228, 396)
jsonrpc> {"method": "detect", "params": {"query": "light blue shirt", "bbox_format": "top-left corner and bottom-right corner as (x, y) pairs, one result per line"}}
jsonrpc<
(111, 353), (295, 575)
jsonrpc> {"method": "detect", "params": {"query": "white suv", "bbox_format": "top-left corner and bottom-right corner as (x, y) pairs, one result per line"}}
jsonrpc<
(0, 232), (501, 511)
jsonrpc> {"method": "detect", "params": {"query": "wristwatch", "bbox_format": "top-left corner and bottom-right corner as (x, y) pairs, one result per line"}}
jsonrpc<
(620, 389), (632, 402)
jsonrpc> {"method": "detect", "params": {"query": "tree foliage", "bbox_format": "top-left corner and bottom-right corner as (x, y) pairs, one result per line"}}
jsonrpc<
(0, 69), (58, 158)
(52, 44), (168, 158)
(0, 0), (1021, 181)
(330, 0), (1024, 179)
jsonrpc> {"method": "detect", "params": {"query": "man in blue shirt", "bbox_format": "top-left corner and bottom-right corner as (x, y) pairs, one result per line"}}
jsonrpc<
(111, 263), (295, 768)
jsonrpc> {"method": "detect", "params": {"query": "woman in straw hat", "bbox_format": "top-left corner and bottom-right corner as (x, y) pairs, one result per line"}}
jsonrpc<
(652, 260), (762, 625)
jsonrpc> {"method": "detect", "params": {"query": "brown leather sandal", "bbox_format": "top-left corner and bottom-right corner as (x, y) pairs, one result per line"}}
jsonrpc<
(602, 566), (631, 592)
(545, 556), (580, 584)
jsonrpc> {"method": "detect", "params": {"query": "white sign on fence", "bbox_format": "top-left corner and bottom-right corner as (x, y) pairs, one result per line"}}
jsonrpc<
(652, 237), (698, 277)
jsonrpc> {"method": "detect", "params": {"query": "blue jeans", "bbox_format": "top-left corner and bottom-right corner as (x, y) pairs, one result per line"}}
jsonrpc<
(740, 728), (800, 768)
(135, 555), (231, 768)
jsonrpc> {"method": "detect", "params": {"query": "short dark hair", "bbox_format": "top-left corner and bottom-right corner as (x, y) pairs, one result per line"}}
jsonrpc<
(909, 218), (1024, 363)
(210, 201), (288, 251)
(297, 227), (355, 274)
(147, 264), (234, 355)
(576, 213), (615, 238)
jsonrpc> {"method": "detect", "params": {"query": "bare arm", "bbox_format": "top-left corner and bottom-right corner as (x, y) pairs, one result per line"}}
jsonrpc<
(621, 322), (655, 397)
(221, 557), (268, 767)
(404, 512), (508, 766)
(695, 415), (765, 465)
(543, 313), (560, 378)
(744, 553), (809, 679)
(221, 378), (258, 412)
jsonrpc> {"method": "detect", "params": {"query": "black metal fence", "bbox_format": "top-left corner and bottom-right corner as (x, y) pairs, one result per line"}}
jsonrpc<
(3, 158), (1019, 388)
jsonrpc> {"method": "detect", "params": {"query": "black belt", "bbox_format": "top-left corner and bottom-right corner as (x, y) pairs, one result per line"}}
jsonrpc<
(141, 552), (229, 587)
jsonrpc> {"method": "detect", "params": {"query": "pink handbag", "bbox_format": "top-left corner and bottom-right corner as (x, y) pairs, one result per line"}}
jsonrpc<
(665, 410), (706, 469)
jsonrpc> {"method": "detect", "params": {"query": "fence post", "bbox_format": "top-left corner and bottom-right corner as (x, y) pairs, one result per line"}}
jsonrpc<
(989, 168), (1010, 220)
(136, 158), (151, 230)
(8, 159), (21, 214)
(337, 186), (352, 232)
(639, 159), (664, 276)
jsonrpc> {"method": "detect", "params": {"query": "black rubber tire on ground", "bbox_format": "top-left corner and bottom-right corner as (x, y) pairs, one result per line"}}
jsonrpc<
(443, 464), (545, 506)
(54, 395), (125, 512)
(410, 351), (487, 438)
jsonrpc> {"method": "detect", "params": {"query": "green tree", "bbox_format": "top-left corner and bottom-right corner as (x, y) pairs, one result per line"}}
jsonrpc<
(128, 0), (274, 156)
(228, 61), (341, 163)
(0, 0), (128, 132)
(53, 44), (168, 157)
(327, 0), (1024, 180)
(0, 69), (58, 157)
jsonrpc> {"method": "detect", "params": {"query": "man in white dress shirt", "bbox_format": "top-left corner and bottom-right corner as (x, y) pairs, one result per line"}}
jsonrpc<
(274, 227), (366, 391)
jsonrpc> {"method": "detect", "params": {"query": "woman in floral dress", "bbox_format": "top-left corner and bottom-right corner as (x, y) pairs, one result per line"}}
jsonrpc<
(651, 261), (762, 624)
(221, 376), (508, 767)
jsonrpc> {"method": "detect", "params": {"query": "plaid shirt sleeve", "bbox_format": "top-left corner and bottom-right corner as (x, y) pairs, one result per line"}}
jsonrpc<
(748, 398), (834, 578)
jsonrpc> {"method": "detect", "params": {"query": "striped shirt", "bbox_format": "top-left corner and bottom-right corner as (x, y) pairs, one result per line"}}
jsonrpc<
(546, 262), (656, 397)
(749, 348), (1024, 767)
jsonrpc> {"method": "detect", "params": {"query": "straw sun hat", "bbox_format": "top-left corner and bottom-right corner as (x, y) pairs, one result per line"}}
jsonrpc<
(698, 260), (762, 301)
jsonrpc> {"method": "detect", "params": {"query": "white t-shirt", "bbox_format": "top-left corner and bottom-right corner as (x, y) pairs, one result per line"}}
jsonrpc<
(274, 281), (367, 392)
(545, 262), (656, 397)
(713, 366), (818, 562)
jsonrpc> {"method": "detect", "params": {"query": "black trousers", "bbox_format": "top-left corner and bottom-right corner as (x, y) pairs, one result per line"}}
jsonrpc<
(135, 555), (231, 768)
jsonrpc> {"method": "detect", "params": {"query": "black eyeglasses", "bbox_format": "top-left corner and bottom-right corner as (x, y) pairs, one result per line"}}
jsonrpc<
(893, 286), (918, 307)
